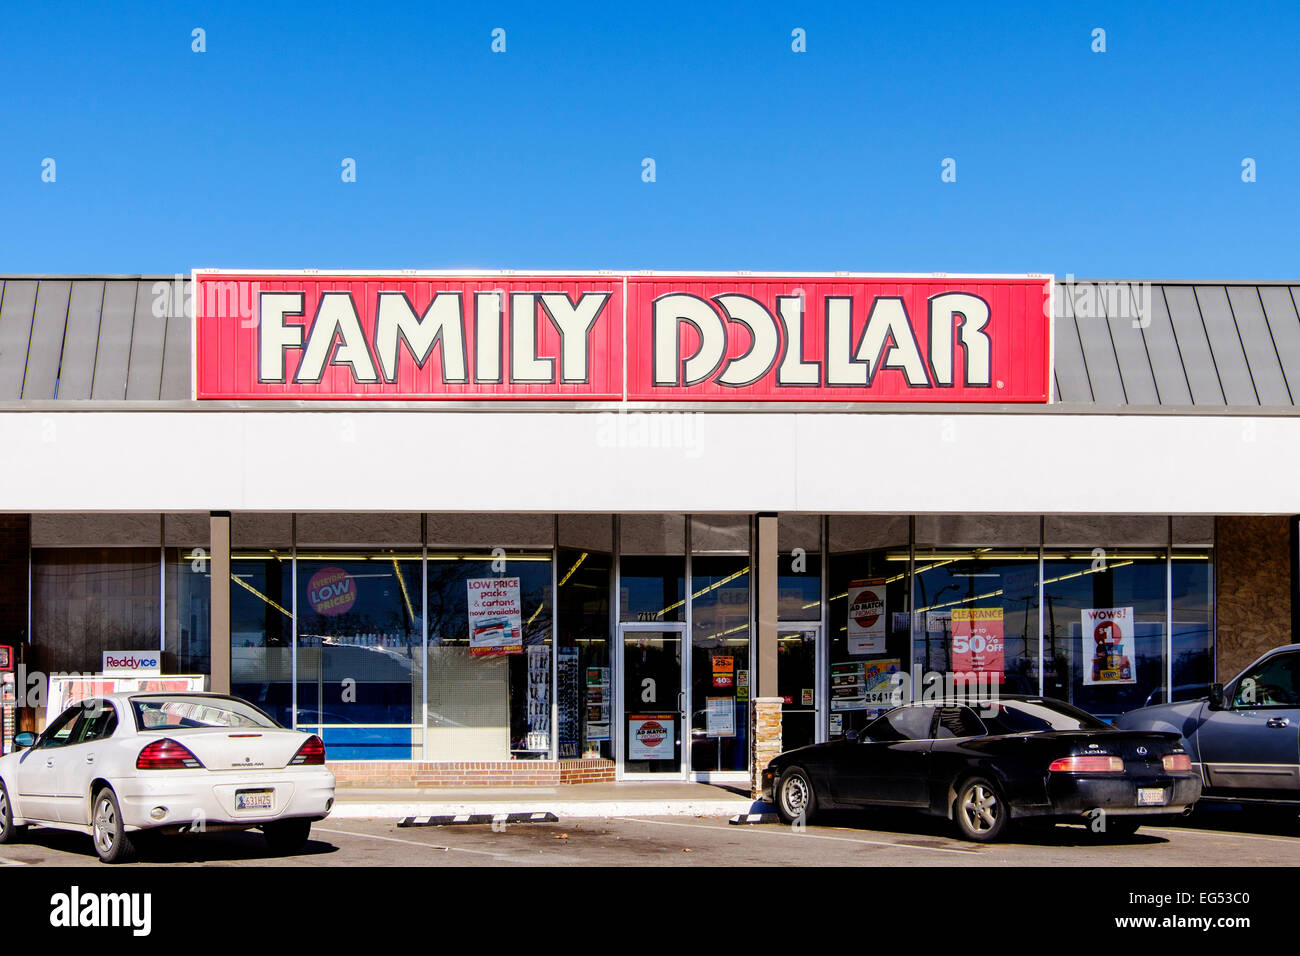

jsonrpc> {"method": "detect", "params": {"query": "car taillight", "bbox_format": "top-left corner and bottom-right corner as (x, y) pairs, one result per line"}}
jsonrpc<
(136, 738), (204, 770)
(290, 735), (326, 766)
(1049, 755), (1124, 773)
(1162, 753), (1193, 772)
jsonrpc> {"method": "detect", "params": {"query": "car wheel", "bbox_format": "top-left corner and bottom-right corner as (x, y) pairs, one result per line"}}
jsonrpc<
(91, 788), (136, 864)
(776, 767), (818, 826)
(263, 818), (312, 854)
(0, 781), (26, 844)
(954, 776), (1009, 842)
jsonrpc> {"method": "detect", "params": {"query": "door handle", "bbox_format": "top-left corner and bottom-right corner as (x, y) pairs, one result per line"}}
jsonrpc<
(677, 691), (686, 715)
(1266, 717), (1291, 729)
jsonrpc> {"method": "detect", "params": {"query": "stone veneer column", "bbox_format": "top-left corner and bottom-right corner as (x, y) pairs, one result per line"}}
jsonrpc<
(752, 697), (784, 799)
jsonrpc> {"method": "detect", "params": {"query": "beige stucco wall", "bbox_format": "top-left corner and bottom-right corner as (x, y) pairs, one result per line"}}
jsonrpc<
(1215, 516), (1293, 680)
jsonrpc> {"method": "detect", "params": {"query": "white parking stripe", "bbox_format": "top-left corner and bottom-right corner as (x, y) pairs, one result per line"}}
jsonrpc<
(616, 817), (981, 856)
(1144, 825), (1300, 846)
(314, 826), (511, 859)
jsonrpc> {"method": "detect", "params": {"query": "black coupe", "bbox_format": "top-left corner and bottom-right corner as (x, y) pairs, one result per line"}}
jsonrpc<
(760, 696), (1201, 842)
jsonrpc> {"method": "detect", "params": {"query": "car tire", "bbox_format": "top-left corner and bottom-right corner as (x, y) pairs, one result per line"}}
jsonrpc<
(954, 776), (1010, 843)
(0, 780), (26, 844)
(91, 788), (136, 864)
(776, 767), (818, 826)
(263, 818), (312, 855)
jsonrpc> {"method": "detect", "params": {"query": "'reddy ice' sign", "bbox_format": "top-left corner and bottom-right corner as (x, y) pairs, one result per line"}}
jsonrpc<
(193, 271), (1051, 402)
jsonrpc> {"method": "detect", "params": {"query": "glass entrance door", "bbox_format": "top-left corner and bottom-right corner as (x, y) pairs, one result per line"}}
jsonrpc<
(777, 625), (824, 751)
(618, 624), (686, 778)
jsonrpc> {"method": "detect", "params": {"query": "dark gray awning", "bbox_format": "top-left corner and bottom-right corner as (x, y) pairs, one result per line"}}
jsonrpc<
(0, 277), (186, 401)
(1, 276), (1297, 407)
(1052, 280), (1300, 406)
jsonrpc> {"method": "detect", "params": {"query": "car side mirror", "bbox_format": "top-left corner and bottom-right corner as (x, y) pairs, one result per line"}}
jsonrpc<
(846, 729), (860, 742)
(1207, 683), (1226, 711)
(14, 731), (36, 749)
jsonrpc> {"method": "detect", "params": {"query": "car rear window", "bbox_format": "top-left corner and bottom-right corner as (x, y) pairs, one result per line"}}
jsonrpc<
(979, 699), (1110, 734)
(131, 696), (279, 732)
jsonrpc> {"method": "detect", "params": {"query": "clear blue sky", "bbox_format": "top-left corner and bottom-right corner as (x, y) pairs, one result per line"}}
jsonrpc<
(1, 1), (1296, 278)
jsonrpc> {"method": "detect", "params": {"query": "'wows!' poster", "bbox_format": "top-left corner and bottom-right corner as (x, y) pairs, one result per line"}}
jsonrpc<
(1082, 606), (1135, 685)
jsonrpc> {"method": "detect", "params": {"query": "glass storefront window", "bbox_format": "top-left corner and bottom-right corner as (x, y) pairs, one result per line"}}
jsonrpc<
(1042, 549), (1167, 719)
(690, 556), (750, 772)
(1171, 551), (1214, 703)
(619, 555), (686, 622)
(778, 551), (821, 622)
(230, 551), (294, 726)
(22, 514), (1225, 764)
(828, 547), (911, 738)
(426, 551), (553, 760)
(912, 549), (1040, 698)
(32, 548), (161, 675)
(165, 547), (211, 676)
(296, 551), (424, 759)
(557, 547), (612, 759)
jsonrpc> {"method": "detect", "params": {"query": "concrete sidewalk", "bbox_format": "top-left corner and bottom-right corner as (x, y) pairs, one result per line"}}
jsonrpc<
(331, 781), (769, 819)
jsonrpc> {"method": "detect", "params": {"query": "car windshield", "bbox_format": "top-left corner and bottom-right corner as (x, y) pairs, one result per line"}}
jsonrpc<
(131, 696), (280, 732)
(979, 699), (1110, 734)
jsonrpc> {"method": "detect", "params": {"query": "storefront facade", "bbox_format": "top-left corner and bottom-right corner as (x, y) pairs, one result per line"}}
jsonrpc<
(0, 272), (1296, 789)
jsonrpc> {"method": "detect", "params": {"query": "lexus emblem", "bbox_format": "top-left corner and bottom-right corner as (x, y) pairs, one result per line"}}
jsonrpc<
(1136, 746), (1148, 756)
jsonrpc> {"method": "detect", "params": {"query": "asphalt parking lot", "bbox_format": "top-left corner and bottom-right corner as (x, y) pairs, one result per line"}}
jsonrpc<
(1, 806), (1297, 867)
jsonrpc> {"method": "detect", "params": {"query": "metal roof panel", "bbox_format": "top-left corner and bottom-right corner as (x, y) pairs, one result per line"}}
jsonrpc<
(1051, 287), (1094, 402)
(1070, 282), (1128, 404)
(1195, 285), (1258, 405)
(159, 304), (190, 400)
(1162, 285), (1224, 404)
(125, 280), (167, 400)
(1137, 284), (1192, 405)
(1104, 283), (1160, 405)
(0, 280), (37, 400)
(21, 280), (72, 399)
(1259, 287), (1300, 403)
(1226, 286), (1291, 406)
(91, 281), (139, 400)
(56, 280), (106, 400)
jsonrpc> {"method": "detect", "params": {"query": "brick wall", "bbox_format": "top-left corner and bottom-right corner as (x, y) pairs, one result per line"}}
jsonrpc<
(329, 758), (616, 789)
(558, 758), (617, 785)
(1215, 516), (1294, 681)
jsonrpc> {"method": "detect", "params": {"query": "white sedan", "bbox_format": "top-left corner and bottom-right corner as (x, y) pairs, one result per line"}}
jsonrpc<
(0, 692), (336, 862)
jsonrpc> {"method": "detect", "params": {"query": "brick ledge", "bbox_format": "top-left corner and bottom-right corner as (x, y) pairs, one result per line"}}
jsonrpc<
(328, 758), (616, 788)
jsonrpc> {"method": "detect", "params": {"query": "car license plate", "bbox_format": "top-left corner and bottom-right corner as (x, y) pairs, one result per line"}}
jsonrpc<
(1137, 787), (1167, 807)
(236, 789), (274, 811)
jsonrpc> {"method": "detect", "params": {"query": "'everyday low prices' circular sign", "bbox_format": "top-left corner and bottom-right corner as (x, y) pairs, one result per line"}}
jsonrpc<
(308, 567), (357, 617)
